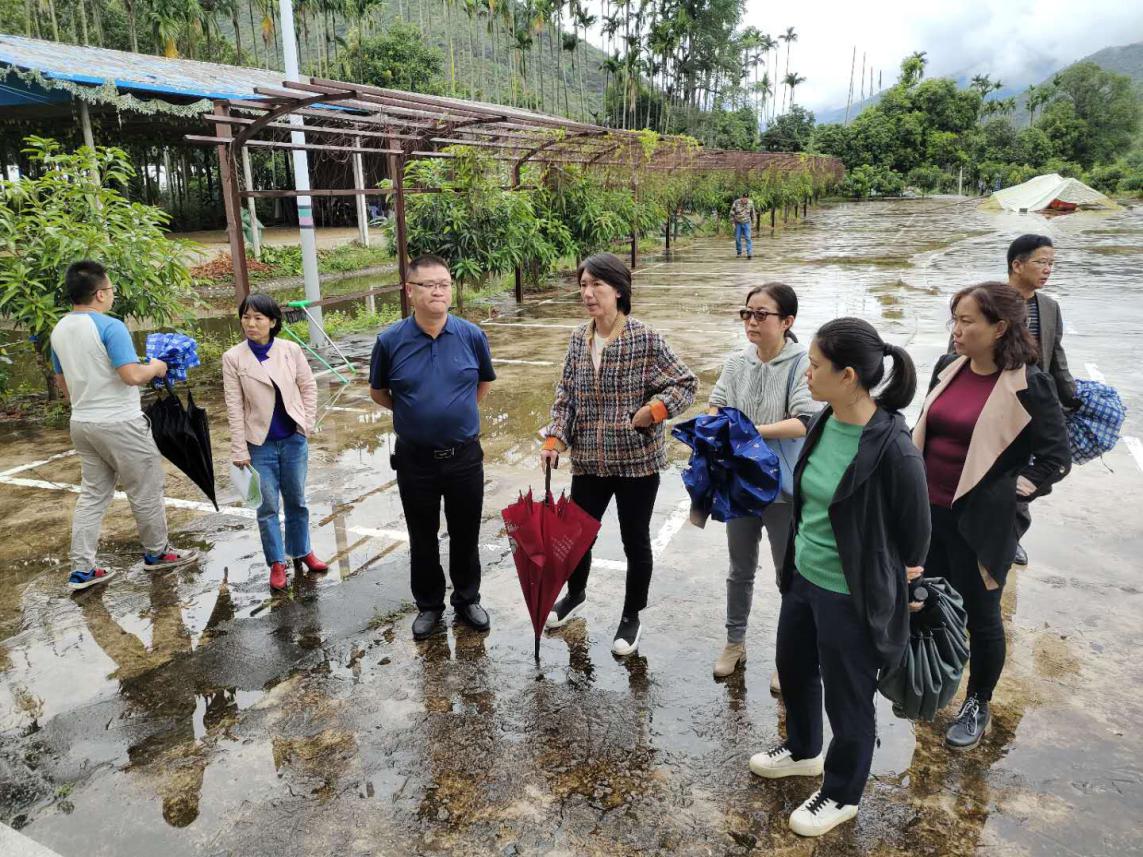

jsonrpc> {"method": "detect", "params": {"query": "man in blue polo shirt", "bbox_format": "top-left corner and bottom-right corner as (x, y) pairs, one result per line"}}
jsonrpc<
(369, 255), (496, 639)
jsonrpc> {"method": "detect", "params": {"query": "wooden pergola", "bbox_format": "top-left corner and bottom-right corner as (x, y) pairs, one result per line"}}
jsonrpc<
(188, 77), (842, 315)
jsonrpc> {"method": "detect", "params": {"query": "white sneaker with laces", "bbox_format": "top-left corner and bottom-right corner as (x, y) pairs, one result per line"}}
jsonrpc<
(788, 790), (858, 837)
(748, 745), (824, 779)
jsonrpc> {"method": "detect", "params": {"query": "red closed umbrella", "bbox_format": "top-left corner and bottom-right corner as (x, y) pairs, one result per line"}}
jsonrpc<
(501, 463), (600, 661)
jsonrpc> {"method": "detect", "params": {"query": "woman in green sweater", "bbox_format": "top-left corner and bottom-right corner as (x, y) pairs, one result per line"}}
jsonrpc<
(747, 318), (931, 838)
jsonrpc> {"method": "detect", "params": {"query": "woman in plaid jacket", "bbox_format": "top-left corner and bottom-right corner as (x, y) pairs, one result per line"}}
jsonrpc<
(540, 253), (697, 656)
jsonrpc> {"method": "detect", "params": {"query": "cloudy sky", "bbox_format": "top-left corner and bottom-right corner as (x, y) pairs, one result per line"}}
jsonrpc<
(742, 0), (1143, 115)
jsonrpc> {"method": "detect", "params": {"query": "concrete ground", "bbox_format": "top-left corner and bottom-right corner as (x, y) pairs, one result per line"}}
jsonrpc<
(2, 199), (1142, 856)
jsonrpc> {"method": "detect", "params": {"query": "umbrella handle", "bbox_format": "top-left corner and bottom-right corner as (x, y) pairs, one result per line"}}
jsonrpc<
(545, 459), (552, 500)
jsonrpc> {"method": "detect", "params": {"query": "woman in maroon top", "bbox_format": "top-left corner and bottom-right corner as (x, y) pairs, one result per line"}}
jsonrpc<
(913, 282), (1070, 752)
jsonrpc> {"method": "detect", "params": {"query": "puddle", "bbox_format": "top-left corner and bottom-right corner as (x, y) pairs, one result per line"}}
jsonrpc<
(3, 198), (1143, 855)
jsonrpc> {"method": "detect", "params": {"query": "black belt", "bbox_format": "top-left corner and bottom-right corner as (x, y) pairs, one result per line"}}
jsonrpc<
(397, 436), (479, 460)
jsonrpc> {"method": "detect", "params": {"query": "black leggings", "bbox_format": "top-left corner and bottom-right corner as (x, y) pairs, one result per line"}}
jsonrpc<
(568, 473), (660, 617)
(926, 505), (1006, 702)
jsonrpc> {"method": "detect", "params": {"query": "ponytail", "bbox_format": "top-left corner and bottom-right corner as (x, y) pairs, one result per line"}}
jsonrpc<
(877, 343), (917, 412)
(814, 318), (917, 413)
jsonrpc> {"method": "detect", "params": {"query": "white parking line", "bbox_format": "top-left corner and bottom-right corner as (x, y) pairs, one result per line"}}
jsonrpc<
(651, 499), (691, 559)
(1084, 363), (1106, 383)
(0, 450), (77, 478)
(1123, 437), (1143, 474)
(0, 473), (635, 568)
(0, 474), (257, 518)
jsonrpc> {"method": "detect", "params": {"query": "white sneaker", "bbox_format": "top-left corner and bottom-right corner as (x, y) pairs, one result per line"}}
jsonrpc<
(788, 790), (858, 837)
(545, 589), (586, 630)
(611, 614), (641, 656)
(748, 745), (824, 779)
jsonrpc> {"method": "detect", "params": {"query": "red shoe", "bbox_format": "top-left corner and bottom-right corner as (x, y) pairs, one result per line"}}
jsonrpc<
(269, 561), (288, 591)
(295, 551), (329, 574)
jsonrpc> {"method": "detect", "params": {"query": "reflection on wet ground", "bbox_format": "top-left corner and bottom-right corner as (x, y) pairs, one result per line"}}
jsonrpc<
(2, 199), (1143, 855)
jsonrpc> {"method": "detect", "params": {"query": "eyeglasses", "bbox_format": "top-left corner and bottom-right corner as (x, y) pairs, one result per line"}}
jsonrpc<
(408, 280), (452, 291)
(738, 308), (782, 322)
(1026, 258), (1055, 268)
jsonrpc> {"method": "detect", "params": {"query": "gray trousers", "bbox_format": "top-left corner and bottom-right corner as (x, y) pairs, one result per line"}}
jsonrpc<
(69, 415), (169, 570)
(725, 501), (793, 643)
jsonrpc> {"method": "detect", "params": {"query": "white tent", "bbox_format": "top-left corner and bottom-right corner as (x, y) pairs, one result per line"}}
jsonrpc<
(988, 173), (1118, 213)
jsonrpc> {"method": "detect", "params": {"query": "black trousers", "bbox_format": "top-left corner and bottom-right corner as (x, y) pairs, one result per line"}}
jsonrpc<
(1016, 500), (1031, 540)
(568, 473), (660, 617)
(926, 505), (1005, 702)
(394, 439), (484, 612)
(776, 572), (880, 807)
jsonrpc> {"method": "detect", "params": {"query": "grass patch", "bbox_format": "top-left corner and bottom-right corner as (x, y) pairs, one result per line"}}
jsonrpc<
(282, 303), (402, 342)
(192, 241), (394, 290)
(368, 601), (416, 630)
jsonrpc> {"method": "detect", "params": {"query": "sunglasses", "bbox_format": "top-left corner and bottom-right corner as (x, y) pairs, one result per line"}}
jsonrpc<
(738, 308), (783, 322)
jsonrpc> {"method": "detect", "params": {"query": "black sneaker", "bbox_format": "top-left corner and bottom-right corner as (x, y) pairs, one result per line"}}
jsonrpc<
(1013, 544), (1028, 566)
(545, 589), (586, 630)
(946, 693), (990, 750)
(612, 614), (641, 656)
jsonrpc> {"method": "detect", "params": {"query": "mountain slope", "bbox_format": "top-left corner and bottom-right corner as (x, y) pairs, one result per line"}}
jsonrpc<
(815, 40), (1143, 127)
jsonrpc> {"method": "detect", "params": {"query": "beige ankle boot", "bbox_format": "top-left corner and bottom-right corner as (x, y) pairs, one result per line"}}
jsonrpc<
(713, 641), (747, 677)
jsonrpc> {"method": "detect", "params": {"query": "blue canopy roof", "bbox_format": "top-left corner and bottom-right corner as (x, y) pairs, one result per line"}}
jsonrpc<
(0, 33), (288, 109)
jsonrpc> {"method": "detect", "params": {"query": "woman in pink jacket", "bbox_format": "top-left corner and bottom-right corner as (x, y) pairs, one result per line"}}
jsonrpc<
(222, 294), (327, 591)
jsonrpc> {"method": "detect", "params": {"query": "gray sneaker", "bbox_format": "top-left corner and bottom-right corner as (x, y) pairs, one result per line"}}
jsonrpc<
(946, 693), (990, 750)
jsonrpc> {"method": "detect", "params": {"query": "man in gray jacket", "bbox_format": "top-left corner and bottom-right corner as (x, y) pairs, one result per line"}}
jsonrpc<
(1006, 234), (1076, 565)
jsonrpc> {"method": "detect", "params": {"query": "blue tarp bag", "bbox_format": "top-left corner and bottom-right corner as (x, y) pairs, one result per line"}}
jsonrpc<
(673, 407), (781, 525)
(1066, 379), (1126, 465)
(145, 333), (201, 387)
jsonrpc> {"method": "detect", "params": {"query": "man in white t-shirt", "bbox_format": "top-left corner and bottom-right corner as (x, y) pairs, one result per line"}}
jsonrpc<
(50, 261), (198, 591)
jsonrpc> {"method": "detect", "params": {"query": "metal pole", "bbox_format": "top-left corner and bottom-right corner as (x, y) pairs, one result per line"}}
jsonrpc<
(352, 136), (370, 248)
(352, 135), (374, 313)
(241, 147), (262, 260)
(279, 0), (323, 342)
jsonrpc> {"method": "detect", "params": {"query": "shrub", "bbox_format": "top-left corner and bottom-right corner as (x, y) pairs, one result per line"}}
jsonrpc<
(0, 137), (193, 395)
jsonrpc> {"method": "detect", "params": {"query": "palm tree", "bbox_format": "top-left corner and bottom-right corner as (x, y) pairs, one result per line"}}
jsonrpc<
(900, 51), (928, 86)
(573, 3), (595, 120)
(754, 72), (771, 128)
(1027, 83), (1053, 124)
(783, 72), (805, 107)
(779, 26), (797, 114)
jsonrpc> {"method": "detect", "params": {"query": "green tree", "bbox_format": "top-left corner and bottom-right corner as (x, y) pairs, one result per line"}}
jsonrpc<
(0, 138), (192, 396)
(760, 104), (814, 152)
(337, 22), (446, 93)
(390, 146), (573, 306)
(1035, 62), (1141, 167)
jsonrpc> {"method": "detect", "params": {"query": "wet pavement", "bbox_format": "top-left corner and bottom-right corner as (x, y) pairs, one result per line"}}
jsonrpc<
(2, 198), (1142, 856)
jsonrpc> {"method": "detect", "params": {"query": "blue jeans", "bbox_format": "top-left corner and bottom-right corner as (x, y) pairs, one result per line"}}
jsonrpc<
(249, 433), (311, 565)
(734, 222), (752, 256)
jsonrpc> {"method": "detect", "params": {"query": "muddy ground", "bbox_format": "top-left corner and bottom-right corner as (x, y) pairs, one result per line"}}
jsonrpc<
(2, 198), (1142, 856)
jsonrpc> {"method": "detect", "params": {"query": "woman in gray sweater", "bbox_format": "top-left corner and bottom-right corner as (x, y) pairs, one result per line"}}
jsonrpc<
(708, 283), (819, 678)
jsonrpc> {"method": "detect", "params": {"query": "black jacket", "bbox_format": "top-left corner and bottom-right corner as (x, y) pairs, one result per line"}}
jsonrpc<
(780, 407), (932, 671)
(918, 354), (1071, 587)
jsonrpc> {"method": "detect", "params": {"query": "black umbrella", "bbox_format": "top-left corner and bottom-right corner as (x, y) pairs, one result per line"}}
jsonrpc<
(185, 388), (218, 509)
(878, 577), (969, 721)
(145, 383), (218, 510)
